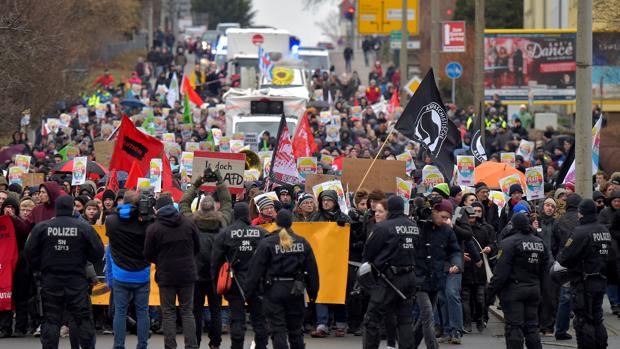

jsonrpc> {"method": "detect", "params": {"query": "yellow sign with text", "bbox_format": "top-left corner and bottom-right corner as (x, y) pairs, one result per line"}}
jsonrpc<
(358, 0), (419, 35)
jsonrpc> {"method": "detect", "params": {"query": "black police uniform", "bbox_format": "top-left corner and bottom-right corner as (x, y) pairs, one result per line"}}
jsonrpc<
(557, 199), (610, 349)
(362, 196), (418, 349)
(245, 210), (319, 349)
(211, 203), (269, 349)
(23, 196), (104, 349)
(487, 213), (549, 349)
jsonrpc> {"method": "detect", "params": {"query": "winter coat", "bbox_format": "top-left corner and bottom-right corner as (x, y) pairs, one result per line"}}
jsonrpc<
(552, 196), (581, 258)
(193, 208), (224, 282)
(414, 221), (461, 292)
(179, 181), (233, 227)
(463, 221), (494, 285)
(309, 190), (351, 224)
(12, 182), (65, 234)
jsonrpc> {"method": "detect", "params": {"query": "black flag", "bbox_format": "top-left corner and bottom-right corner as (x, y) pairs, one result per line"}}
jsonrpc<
(471, 102), (488, 164)
(395, 69), (460, 182)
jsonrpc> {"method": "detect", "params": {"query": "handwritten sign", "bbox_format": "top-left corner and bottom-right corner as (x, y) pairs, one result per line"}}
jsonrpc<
(193, 151), (246, 194)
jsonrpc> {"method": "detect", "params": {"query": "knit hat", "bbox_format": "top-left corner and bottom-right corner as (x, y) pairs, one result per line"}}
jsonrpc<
(511, 212), (530, 230)
(432, 183), (450, 199)
(276, 209), (293, 228)
(610, 190), (620, 201)
(566, 193), (583, 209)
(509, 184), (524, 196)
(75, 195), (89, 207)
(433, 199), (454, 215)
(564, 182), (575, 192)
(55, 195), (75, 217)
(475, 182), (490, 193)
(233, 202), (250, 221)
(255, 195), (274, 212)
(593, 191), (605, 201)
(611, 177), (620, 186)
(387, 195), (404, 214)
(513, 201), (530, 214)
(8, 183), (22, 195)
(449, 185), (462, 198)
(543, 197), (557, 208)
(155, 195), (173, 210)
(578, 199), (597, 216)
(85, 200), (99, 209)
(296, 193), (314, 206)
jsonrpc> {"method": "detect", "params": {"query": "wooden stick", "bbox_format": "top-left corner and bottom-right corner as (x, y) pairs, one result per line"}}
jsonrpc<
(354, 130), (393, 195)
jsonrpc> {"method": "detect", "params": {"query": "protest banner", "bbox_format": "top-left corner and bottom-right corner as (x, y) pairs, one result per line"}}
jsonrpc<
(456, 155), (475, 186)
(421, 165), (445, 190)
(71, 157), (87, 186)
(15, 155), (30, 172)
(180, 152), (194, 176)
(525, 166), (545, 200)
(304, 174), (340, 193)
(396, 152), (415, 174)
(341, 158), (406, 193)
(501, 152), (516, 167)
(21, 173), (44, 188)
(312, 180), (348, 214)
(193, 152), (246, 194)
(297, 157), (318, 180)
(516, 140), (535, 162)
(149, 159), (163, 192)
(396, 177), (414, 214)
(94, 141), (115, 169)
(8, 167), (24, 186)
(498, 174), (524, 195)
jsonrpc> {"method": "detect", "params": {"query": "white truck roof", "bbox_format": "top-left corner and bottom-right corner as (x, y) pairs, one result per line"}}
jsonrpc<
(226, 28), (290, 60)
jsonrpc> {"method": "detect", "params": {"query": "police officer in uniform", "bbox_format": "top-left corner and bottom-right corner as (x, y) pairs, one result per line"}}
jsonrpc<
(557, 199), (610, 348)
(486, 213), (549, 349)
(245, 209), (319, 349)
(211, 202), (269, 349)
(362, 196), (418, 349)
(23, 195), (104, 349)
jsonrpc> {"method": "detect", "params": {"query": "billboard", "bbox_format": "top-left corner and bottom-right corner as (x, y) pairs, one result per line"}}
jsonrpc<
(442, 21), (466, 53)
(484, 30), (576, 103)
(593, 32), (620, 101)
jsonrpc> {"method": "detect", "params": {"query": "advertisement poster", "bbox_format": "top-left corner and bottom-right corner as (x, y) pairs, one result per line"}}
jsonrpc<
(71, 156), (88, 186)
(15, 155), (31, 173)
(498, 174), (524, 195)
(396, 177), (414, 214)
(180, 152), (194, 176)
(484, 30), (576, 102)
(297, 157), (318, 180)
(525, 166), (545, 200)
(501, 152), (516, 167)
(456, 155), (475, 186)
(312, 180), (348, 214)
(516, 140), (535, 161)
(149, 158), (163, 192)
(422, 165), (445, 191)
(593, 32), (620, 101)
(396, 152), (415, 174)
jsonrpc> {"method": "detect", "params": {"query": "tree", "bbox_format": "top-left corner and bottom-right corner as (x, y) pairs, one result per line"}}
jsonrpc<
(192, 0), (255, 29)
(453, 0), (523, 29)
(315, 10), (342, 44)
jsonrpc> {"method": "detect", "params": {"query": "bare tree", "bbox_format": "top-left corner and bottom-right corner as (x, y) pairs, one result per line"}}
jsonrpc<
(315, 10), (343, 44)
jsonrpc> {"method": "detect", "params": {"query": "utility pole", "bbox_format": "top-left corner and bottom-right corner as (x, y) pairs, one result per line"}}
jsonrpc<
(474, 0), (485, 144)
(170, 0), (179, 51)
(147, 0), (154, 49)
(430, 0), (440, 81)
(400, 0), (408, 106)
(575, 0), (592, 198)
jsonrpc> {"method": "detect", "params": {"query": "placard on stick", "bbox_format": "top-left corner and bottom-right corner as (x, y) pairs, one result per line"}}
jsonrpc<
(341, 158), (406, 193)
(192, 151), (246, 194)
(304, 174), (340, 194)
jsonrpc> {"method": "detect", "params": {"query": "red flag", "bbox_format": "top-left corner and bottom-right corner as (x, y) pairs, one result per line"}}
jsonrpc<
(333, 154), (345, 172)
(109, 115), (164, 175)
(292, 111), (318, 158)
(124, 161), (144, 189)
(270, 115), (301, 184)
(0, 216), (17, 311)
(181, 74), (204, 106)
(106, 169), (120, 193)
(162, 153), (183, 201)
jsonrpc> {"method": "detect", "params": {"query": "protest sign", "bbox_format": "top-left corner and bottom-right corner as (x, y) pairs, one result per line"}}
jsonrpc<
(501, 152), (516, 167)
(351, 106), (362, 119)
(15, 155), (31, 173)
(162, 133), (175, 142)
(94, 104), (106, 120)
(45, 118), (60, 134)
(396, 177), (414, 214)
(8, 167), (24, 186)
(461, 186), (475, 194)
(193, 152), (246, 194)
(94, 141), (115, 169)
(325, 124), (341, 142)
(164, 142), (182, 158)
(185, 142), (200, 152)
(498, 174), (524, 195)
(219, 137), (231, 152)
(341, 158), (405, 193)
(263, 158), (271, 177)
(180, 124), (192, 140)
(21, 173), (44, 188)
(304, 174), (340, 194)
(297, 157), (318, 180)
(321, 154), (334, 166)
(456, 155), (475, 186)
(319, 111), (331, 125)
(396, 152), (415, 174)
(71, 157), (87, 186)
(421, 165), (445, 190)
(211, 128), (222, 146)
(59, 113), (72, 128)
(63, 146), (79, 160)
(490, 190), (508, 212)
(312, 180), (348, 214)
(258, 151), (272, 163)
(230, 139), (244, 153)
(516, 140), (535, 162)
(149, 159), (163, 192)
(525, 166), (545, 201)
(244, 169), (260, 182)
(137, 178), (152, 190)
(180, 152), (194, 176)
(244, 132), (259, 151)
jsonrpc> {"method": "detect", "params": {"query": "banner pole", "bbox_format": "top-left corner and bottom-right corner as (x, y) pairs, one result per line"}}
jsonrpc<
(354, 129), (394, 195)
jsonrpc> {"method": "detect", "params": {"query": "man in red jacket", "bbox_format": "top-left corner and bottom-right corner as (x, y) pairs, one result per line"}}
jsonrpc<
(365, 79), (381, 104)
(92, 69), (115, 89)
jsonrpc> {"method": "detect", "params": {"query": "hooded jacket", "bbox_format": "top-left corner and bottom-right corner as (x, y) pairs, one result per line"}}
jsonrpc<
(552, 194), (581, 258)
(192, 195), (226, 283)
(309, 190), (351, 224)
(1, 197), (25, 250)
(12, 182), (65, 234)
(105, 204), (150, 279)
(144, 205), (200, 286)
(598, 190), (620, 228)
(179, 181), (233, 227)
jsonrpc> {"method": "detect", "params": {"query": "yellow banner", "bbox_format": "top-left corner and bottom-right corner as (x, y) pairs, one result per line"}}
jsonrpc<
(91, 222), (350, 305)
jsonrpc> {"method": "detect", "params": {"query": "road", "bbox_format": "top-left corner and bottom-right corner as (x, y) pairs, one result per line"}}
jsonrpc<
(3, 312), (620, 349)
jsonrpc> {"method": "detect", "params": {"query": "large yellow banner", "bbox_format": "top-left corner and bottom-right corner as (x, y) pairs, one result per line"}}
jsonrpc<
(91, 222), (350, 305)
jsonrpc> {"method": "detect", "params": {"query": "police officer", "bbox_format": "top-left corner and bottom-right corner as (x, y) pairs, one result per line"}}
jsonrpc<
(211, 202), (269, 349)
(362, 196), (418, 349)
(23, 195), (104, 349)
(557, 199), (610, 348)
(245, 209), (319, 349)
(486, 213), (549, 349)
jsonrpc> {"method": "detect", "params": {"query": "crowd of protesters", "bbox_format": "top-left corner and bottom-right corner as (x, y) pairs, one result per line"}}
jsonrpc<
(0, 33), (618, 349)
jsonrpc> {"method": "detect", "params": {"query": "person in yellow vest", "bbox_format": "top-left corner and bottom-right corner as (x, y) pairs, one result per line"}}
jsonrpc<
(189, 64), (207, 95)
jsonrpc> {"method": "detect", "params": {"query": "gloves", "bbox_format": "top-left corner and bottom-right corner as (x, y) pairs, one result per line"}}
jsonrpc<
(337, 216), (347, 227)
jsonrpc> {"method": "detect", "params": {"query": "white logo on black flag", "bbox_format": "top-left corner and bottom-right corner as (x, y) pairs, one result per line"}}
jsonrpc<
(395, 69), (460, 182)
(471, 103), (487, 163)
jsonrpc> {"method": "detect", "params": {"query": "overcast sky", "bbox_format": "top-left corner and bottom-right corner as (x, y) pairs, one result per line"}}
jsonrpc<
(251, 0), (335, 46)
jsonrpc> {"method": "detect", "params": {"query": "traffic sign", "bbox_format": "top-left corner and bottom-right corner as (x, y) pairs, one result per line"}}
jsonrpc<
(404, 76), (421, 96)
(442, 21), (466, 52)
(358, 0), (419, 35)
(445, 62), (463, 79)
(252, 34), (264, 45)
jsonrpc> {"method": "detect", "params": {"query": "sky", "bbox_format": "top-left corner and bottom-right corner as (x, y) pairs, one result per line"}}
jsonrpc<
(251, 0), (335, 46)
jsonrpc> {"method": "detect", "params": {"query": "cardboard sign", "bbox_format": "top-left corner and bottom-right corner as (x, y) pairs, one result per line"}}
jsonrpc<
(193, 151), (246, 194)
(94, 141), (115, 169)
(341, 158), (406, 193)
(501, 152), (516, 167)
(525, 166), (545, 201)
(304, 173), (340, 194)
(21, 173), (44, 188)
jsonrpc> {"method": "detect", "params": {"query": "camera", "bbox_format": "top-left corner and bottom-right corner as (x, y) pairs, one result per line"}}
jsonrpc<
(138, 188), (156, 220)
(202, 165), (218, 183)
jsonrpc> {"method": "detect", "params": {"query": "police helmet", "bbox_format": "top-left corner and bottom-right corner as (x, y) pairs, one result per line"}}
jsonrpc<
(549, 261), (570, 285)
(357, 262), (376, 290)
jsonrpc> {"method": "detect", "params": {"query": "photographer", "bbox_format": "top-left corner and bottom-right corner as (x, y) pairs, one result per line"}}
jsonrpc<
(105, 190), (151, 349)
(180, 167), (233, 227)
